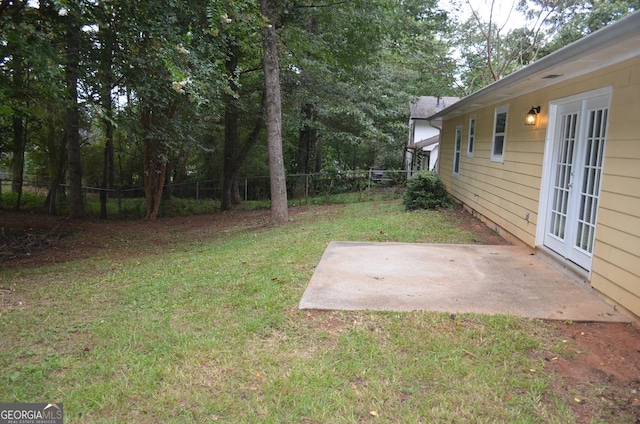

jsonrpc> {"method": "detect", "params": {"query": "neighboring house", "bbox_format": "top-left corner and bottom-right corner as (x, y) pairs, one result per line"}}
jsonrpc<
(426, 11), (640, 323)
(406, 96), (459, 176)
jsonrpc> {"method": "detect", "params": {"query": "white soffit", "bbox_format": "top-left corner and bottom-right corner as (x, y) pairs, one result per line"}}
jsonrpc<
(430, 11), (640, 120)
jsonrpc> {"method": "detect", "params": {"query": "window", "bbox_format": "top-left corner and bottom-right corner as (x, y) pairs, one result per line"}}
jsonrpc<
(467, 115), (476, 157)
(453, 125), (462, 176)
(491, 105), (508, 162)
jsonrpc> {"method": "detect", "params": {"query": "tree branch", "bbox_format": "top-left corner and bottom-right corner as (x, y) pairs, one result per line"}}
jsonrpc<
(297, 1), (350, 8)
(240, 89), (265, 154)
(240, 65), (263, 75)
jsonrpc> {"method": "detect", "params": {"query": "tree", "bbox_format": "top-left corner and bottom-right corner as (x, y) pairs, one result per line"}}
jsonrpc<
(449, 0), (639, 94)
(64, 5), (84, 219)
(93, 1), (118, 220)
(280, 0), (452, 175)
(114, 0), (220, 219)
(1, 1), (52, 209)
(449, 0), (548, 93)
(261, 0), (288, 223)
(210, 1), (266, 211)
(1, 0), (458, 220)
(521, 0), (640, 54)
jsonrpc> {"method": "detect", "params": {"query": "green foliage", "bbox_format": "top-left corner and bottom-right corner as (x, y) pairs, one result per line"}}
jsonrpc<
(527, 0), (640, 56)
(448, 9), (541, 94)
(2, 0), (459, 217)
(281, 0), (454, 172)
(447, 0), (638, 95)
(403, 171), (451, 210)
(3, 0), (637, 219)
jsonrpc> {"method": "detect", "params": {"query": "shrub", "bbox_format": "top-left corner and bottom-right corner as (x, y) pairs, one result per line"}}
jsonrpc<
(403, 171), (451, 210)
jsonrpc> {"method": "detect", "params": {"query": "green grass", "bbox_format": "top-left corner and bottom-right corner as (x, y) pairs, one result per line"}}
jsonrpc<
(0, 201), (577, 422)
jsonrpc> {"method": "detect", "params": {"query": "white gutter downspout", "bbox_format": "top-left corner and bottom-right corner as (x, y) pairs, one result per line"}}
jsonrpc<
(428, 117), (443, 175)
(405, 116), (414, 178)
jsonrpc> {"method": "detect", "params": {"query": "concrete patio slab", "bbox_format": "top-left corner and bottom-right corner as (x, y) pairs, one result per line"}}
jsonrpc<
(299, 241), (629, 322)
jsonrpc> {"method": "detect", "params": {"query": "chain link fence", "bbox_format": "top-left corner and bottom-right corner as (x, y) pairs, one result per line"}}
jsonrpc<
(1, 170), (409, 218)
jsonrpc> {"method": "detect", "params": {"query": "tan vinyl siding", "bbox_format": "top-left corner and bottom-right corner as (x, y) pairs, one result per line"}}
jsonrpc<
(440, 97), (545, 247)
(591, 274), (640, 320)
(602, 158), (640, 179)
(439, 56), (640, 320)
(592, 256), (640, 301)
(592, 59), (640, 316)
(596, 208), (640, 235)
(594, 225), (640, 267)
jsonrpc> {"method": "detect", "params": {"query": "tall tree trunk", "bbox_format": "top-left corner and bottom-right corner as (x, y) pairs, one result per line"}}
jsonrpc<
(65, 12), (84, 219)
(221, 157), (237, 211)
(99, 18), (116, 220)
(143, 139), (167, 220)
(314, 135), (322, 173)
(295, 15), (319, 197)
(10, 42), (25, 208)
(108, 132), (115, 191)
(221, 38), (262, 210)
(232, 175), (242, 204)
(100, 117), (113, 219)
(221, 39), (241, 211)
(221, 68), (265, 210)
(222, 109), (265, 210)
(296, 103), (318, 197)
(7, 4), (26, 207)
(45, 135), (67, 215)
(142, 108), (168, 220)
(261, 0), (288, 223)
(11, 113), (25, 209)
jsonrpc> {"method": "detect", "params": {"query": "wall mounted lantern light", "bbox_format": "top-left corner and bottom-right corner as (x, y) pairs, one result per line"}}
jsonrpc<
(525, 106), (541, 125)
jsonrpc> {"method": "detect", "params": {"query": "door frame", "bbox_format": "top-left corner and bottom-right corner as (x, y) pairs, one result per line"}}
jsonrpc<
(536, 86), (612, 274)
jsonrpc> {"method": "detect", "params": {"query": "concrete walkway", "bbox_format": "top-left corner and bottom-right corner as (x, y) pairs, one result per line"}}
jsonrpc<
(299, 242), (629, 322)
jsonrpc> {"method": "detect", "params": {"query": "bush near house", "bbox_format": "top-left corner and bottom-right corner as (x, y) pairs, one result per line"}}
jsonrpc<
(403, 171), (451, 210)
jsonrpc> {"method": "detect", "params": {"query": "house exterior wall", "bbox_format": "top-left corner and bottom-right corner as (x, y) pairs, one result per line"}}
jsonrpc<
(407, 120), (441, 175)
(412, 120), (439, 144)
(438, 56), (640, 320)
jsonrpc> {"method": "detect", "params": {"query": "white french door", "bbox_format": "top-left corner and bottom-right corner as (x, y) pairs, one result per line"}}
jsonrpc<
(543, 94), (609, 270)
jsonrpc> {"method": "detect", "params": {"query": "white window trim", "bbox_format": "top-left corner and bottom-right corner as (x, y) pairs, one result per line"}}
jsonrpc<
(453, 125), (463, 177)
(491, 105), (508, 163)
(467, 114), (476, 158)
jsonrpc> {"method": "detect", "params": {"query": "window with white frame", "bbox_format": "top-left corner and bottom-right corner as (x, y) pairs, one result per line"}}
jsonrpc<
(453, 125), (462, 176)
(491, 105), (508, 162)
(467, 115), (476, 157)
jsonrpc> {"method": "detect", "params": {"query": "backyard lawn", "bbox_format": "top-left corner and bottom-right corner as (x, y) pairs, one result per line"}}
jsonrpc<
(1, 201), (639, 423)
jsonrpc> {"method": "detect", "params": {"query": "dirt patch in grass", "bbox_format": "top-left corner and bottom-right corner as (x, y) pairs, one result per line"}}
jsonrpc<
(442, 203), (509, 245)
(0, 208), (276, 269)
(544, 321), (640, 423)
(1, 204), (639, 423)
